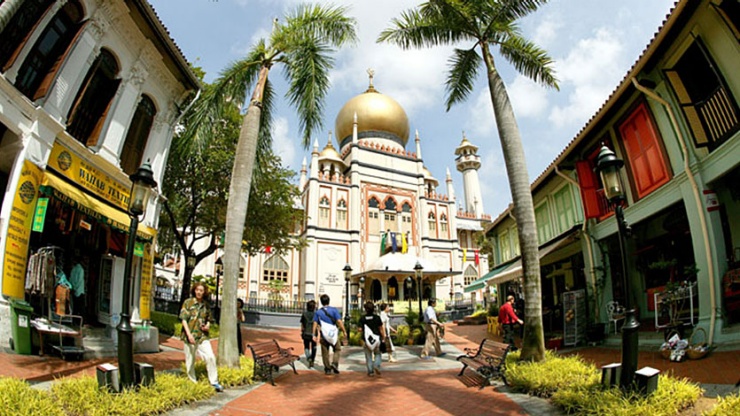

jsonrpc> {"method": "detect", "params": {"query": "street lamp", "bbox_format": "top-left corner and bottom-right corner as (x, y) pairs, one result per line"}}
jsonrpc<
(414, 261), (423, 323)
(343, 264), (352, 331)
(406, 276), (412, 311)
(359, 276), (365, 302)
(119, 161), (157, 389)
(596, 145), (639, 389)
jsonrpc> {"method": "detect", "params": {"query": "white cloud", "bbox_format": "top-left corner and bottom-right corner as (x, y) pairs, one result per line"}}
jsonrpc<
(531, 14), (564, 49)
(467, 90), (496, 138)
(509, 75), (549, 119)
(271, 117), (297, 170)
(548, 27), (626, 129)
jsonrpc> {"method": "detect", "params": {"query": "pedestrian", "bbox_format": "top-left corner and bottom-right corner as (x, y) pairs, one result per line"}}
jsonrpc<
(421, 298), (445, 359)
(236, 298), (245, 355)
(312, 294), (347, 375)
(379, 303), (397, 362)
(360, 301), (385, 377)
(179, 282), (223, 392)
(499, 294), (523, 350)
(300, 299), (317, 368)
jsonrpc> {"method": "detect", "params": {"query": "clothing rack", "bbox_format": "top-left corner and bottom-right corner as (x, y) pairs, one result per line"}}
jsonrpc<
(25, 246), (65, 320)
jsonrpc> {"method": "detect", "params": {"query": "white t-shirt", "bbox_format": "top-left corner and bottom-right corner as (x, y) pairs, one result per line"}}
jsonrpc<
(380, 311), (391, 336)
(424, 305), (437, 324)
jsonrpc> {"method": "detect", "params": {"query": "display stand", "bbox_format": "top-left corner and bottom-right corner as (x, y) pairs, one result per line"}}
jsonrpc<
(654, 283), (696, 330)
(563, 289), (586, 347)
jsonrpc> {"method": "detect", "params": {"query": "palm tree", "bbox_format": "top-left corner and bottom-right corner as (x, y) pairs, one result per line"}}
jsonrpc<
(379, 0), (558, 361)
(180, 3), (357, 368)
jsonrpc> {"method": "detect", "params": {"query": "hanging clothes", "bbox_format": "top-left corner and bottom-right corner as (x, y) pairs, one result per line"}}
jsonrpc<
(69, 263), (85, 297)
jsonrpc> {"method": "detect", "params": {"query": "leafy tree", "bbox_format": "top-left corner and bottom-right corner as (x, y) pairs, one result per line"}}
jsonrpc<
(379, 0), (558, 361)
(177, 3), (357, 367)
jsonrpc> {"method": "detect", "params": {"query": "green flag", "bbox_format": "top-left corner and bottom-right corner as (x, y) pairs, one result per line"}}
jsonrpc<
(380, 231), (387, 255)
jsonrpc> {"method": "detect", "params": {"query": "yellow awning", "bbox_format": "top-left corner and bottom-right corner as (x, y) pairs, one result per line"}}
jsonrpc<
(41, 173), (156, 240)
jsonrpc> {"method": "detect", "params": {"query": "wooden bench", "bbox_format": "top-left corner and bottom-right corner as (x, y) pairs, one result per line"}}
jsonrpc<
(247, 340), (299, 386)
(457, 339), (510, 389)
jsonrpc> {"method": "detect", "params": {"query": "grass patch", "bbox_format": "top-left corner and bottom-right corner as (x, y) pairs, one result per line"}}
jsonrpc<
(703, 393), (740, 416)
(0, 378), (63, 416)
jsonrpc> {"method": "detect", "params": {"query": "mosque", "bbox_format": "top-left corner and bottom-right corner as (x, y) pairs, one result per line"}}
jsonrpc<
(232, 71), (492, 308)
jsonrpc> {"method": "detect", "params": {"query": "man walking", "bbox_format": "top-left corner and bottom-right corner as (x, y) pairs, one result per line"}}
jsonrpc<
(421, 299), (444, 359)
(499, 295), (523, 350)
(312, 294), (347, 375)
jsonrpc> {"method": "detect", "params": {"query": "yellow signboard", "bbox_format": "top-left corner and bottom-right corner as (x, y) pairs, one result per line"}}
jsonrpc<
(139, 241), (154, 320)
(3, 160), (44, 299)
(47, 141), (131, 211)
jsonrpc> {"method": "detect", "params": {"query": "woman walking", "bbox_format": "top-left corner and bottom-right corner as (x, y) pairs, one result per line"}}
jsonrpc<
(300, 300), (317, 368)
(379, 303), (397, 362)
(360, 301), (385, 377)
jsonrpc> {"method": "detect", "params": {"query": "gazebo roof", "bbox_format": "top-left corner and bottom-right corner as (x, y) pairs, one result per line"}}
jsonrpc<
(353, 252), (459, 280)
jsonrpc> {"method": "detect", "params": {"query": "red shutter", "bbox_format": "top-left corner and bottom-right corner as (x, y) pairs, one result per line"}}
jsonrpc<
(576, 159), (603, 219)
(620, 103), (670, 199)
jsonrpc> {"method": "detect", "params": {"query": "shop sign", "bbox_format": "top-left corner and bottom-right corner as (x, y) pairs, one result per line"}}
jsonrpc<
(48, 141), (131, 211)
(3, 160), (44, 299)
(703, 190), (719, 212)
(134, 242), (145, 257)
(139, 242), (154, 320)
(32, 198), (49, 232)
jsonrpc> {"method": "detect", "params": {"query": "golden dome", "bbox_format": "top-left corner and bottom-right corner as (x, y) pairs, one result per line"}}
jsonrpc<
(319, 140), (343, 164)
(335, 86), (410, 147)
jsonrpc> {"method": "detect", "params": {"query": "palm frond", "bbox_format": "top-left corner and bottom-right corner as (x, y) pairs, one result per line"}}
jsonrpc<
(497, 33), (559, 89)
(283, 40), (332, 148)
(282, 3), (358, 48)
(493, 0), (550, 22)
(177, 44), (266, 155)
(445, 47), (481, 110)
(378, 9), (466, 49)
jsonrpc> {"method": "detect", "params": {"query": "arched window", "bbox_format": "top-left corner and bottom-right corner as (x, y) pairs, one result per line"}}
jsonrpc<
(464, 265), (478, 287)
(0, 0), (53, 71)
(336, 198), (347, 229)
(368, 196), (380, 234)
(121, 95), (156, 175)
(262, 255), (289, 283)
(14, 0), (84, 100)
(428, 211), (436, 233)
(384, 197), (397, 231)
(319, 195), (330, 228)
(67, 48), (121, 146)
(439, 213), (448, 237)
(400, 202), (412, 235)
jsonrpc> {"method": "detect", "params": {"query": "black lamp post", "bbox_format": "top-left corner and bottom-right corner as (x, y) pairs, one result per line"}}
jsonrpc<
(343, 264), (352, 331)
(119, 161), (157, 389)
(359, 276), (365, 303)
(406, 276), (412, 311)
(414, 261), (423, 323)
(596, 145), (639, 389)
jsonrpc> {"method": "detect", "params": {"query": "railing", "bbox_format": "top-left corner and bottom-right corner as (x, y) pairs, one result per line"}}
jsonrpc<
(242, 297), (473, 316)
(696, 86), (738, 146)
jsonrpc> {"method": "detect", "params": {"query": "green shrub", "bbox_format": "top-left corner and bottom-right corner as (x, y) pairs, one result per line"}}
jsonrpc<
(395, 325), (410, 345)
(0, 377), (63, 416)
(550, 375), (700, 416)
(404, 310), (419, 326)
(411, 327), (424, 345)
(349, 328), (363, 346)
(505, 350), (600, 397)
(150, 311), (180, 336)
(469, 309), (488, 318)
(217, 356), (255, 387)
(704, 393), (740, 416)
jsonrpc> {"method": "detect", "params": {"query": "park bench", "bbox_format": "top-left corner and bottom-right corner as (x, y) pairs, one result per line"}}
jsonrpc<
(457, 339), (510, 389)
(247, 339), (299, 386)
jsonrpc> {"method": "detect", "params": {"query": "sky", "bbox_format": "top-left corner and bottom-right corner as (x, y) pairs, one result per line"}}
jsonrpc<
(148, 0), (677, 218)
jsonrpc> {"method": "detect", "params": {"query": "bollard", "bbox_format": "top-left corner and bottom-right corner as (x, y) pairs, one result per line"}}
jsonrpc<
(135, 362), (155, 386)
(96, 363), (120, 392)
(635, 366), (660, 395)
(601, 363), (621, 388)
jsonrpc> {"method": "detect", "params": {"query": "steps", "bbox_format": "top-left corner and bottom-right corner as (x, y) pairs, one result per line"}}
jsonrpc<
(81, 326), (116, 360)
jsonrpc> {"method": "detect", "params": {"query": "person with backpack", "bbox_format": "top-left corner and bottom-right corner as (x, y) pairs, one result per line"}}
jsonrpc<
(360, 301), (386, 377)
(312, 294), (347, 375)
(300, 300), (317, 368)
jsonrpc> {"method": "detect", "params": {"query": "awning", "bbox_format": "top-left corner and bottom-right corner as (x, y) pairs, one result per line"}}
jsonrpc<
(486, 231), (579, 286)
(354, 252), (459, 280)
(456, 221), (483, 231)
(41, 173), (156, 240)
(464, 262), (512, 293)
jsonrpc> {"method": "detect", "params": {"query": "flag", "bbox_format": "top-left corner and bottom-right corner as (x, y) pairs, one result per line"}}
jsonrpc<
(462, 249), (467, 263)
(474, 250), (480, 265)
(380, 232), (387, 255)
(401, 232), (408, 253)
(391, 232), (397, 253)
(265, 246), (272, 254)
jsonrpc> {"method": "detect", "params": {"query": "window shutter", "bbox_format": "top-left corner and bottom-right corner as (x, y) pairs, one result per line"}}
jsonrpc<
(33, 21), (87, 101)
(620, 103), (670, 199)
(575, 160), (602, 219)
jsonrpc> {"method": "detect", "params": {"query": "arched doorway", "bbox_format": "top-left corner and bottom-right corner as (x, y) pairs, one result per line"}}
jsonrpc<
(388, 277), (399, 301)
(371, 279), (382, 301)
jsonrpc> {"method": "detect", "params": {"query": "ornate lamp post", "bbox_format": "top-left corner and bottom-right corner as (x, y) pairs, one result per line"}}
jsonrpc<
(414, 261), (424, 323)
(359, 276), (365, 302)
(596, 145), (639, 389)
(119, 162), (157, 389)
(343, 264), (352, 331)
(406, 276), (412, 311)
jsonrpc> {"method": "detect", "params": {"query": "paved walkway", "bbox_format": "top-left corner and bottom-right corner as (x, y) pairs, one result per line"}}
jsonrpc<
(2, 323), (738, 415)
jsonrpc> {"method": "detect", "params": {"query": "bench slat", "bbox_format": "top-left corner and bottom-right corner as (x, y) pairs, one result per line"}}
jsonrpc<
(247, 339), (299, 386)
(457, 339), (510, 389)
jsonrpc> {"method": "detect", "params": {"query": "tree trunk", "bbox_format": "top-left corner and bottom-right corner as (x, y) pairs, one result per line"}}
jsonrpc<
(0, 0), (25, 34)
(481, 44), (545, 362)
(218, 65), (269, 368)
